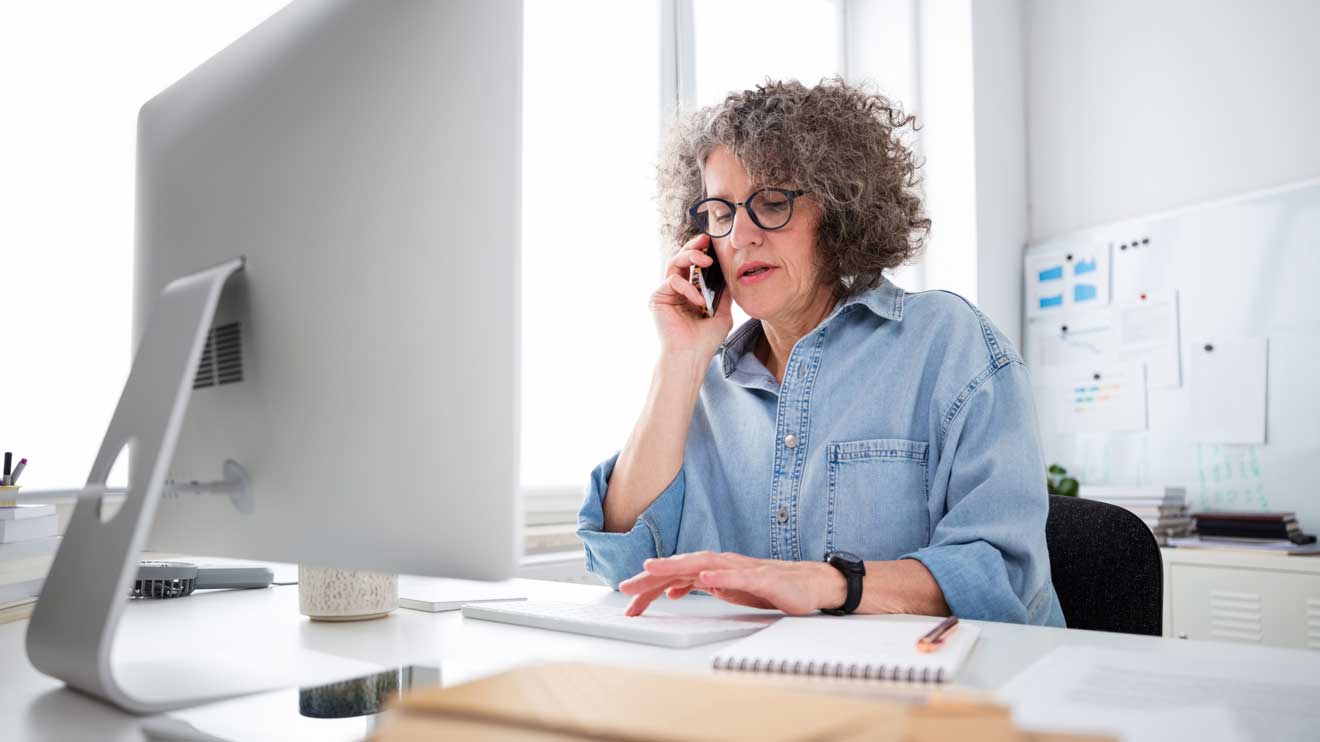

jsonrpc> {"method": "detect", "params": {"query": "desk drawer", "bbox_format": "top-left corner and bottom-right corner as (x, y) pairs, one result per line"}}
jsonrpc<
(1170, 564), (1320, 649)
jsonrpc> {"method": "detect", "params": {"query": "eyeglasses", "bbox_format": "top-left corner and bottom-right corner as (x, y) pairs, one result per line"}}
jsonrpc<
(688, 188), (807, 238)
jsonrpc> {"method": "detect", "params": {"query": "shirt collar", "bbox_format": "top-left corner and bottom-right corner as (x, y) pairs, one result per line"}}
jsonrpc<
(719, 278), (905, 379)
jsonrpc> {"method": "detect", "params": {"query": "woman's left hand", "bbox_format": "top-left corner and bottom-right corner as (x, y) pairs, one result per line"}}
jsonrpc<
(617, 551), (846, 617)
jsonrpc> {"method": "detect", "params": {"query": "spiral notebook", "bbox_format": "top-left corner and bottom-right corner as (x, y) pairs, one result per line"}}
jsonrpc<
(712, 615), (980, 684)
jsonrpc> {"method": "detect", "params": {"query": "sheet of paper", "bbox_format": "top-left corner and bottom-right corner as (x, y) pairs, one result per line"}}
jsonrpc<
(1195, 444), (1268, 510)
(1117, 289), (1182, 388)
(998, 645), (1320, 742)
(1026, 309), (1117, 370)
(1026, 250), (1067, 316)
(1188, 336), (1267, 444)
(1111, 233), (1174, 301)
(1049, 361), (1148, 433)
(1025, 242), (1112, 318)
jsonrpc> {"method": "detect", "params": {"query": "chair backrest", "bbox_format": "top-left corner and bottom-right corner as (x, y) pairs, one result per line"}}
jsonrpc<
(1045, 495), (1163, 636)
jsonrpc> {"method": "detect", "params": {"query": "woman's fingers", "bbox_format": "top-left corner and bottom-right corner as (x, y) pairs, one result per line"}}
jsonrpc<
(644, 551), (754, 575)
(665, 584), (696, 600)
(665, 235), (713, 276)
(619, 568), (693, 596)
(667, 248), (713, 272)
(624, 576), (690, 616)
(622, 553), (782, 615)
(618, 573), (665, 595)
(622, 552), (745, 599)
(680, 233), (712, 256)
(663, 273), (707, 310)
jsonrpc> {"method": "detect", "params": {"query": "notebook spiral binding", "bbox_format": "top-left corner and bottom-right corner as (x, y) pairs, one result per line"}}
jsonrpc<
(711, 656), (946, 684)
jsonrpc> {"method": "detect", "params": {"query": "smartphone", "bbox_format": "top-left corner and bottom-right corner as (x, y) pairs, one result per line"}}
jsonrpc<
(688, 246), (726, 318)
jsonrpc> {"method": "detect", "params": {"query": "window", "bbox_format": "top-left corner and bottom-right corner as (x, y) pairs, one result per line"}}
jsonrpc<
(519, 1), (846, 521)
(690, 0), (843, 107)
(520, 2), (663, 505)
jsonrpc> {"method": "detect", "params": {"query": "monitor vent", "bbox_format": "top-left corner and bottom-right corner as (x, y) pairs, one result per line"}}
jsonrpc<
(194, 336), (216, 389)
(193, 322), (244, 390)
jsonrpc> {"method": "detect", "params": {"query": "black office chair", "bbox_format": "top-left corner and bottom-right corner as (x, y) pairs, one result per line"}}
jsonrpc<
(1045, 495), (1162, 636)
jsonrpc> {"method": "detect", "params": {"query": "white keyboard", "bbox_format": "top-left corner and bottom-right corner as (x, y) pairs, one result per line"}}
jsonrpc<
(461, 600), (773, 648)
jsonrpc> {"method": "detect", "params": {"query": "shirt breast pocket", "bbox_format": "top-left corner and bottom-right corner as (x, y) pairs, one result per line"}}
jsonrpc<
(825, 438), (930, 561)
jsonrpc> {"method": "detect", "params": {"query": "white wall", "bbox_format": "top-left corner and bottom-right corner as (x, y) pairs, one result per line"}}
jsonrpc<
(970, 0), (1027, 348)
(1026, 0), (1320, 242)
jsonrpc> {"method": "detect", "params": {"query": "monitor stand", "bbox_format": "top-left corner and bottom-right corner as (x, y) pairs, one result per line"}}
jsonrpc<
(20, 257), (294, 714)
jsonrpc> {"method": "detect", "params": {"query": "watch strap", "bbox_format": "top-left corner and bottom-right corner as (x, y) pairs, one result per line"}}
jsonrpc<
(823, 553), (864, 615)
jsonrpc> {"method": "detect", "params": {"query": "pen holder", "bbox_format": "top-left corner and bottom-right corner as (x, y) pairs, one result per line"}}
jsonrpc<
(0, 485), (20, 507)
(298, 564), (398, 621)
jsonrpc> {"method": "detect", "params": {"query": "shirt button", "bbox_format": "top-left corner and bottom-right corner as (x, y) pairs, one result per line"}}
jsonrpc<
(797, 362), (806, 379)
(776, 508), (789, 524)
(784, 433), (798, 449)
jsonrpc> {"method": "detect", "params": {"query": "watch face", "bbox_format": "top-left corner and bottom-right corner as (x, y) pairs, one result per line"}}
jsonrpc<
(827, 551), (861, 564)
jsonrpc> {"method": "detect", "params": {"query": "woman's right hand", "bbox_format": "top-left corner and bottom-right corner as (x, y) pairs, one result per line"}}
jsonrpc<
(649, 233), (734, 358)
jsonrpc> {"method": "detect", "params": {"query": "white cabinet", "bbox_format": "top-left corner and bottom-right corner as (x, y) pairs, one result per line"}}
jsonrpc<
(1162, 548), (1320, 650)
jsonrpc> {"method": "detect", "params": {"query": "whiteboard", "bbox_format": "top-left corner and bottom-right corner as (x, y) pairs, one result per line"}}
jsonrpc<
(1024, 179), (1320, 528)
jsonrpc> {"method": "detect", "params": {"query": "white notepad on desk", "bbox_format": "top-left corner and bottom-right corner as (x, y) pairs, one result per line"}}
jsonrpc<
(397, 576), (526, 613)
(712, 615), (980, 685)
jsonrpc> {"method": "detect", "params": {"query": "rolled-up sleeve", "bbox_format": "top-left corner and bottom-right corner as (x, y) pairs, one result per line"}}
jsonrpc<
(576, 452), (686, 588)
(903, 361), (1062, 626)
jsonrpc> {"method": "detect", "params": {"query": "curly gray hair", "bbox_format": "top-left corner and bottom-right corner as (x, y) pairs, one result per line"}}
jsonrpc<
(657, 78), (929, 297)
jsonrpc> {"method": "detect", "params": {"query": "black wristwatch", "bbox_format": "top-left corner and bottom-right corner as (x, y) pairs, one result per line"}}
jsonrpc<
(822, 551), (866, 615)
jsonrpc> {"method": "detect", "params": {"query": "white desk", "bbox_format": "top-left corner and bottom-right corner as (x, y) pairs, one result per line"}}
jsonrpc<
(1, 574), (1314, 742)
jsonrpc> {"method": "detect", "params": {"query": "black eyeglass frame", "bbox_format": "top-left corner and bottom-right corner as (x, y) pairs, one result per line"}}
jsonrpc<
(687, 188), (808, 238)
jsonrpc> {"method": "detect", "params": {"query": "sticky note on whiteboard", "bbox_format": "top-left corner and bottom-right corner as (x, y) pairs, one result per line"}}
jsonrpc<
(1189, 337), (1267, 444)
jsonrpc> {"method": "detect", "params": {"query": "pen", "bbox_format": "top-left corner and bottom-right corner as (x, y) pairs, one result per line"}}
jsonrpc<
(8, 458), (26, 486)
(916, 615), (959, 653)
(3, 452), (10, 486)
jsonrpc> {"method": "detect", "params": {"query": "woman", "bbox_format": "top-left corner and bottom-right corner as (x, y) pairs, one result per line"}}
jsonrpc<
(576, 79), (1064, 626)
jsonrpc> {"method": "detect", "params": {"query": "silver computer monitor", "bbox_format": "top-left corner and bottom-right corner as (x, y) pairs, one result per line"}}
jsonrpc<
(25, 0), (523, 712)
(133, 0), (522, 580)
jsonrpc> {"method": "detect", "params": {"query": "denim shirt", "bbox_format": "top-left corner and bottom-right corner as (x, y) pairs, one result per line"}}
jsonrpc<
(576, 279), (1066, 627)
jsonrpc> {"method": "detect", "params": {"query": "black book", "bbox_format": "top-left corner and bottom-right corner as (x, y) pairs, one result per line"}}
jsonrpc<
(1193, 511), (1295, 523)
(1196, 521), (1296, 539)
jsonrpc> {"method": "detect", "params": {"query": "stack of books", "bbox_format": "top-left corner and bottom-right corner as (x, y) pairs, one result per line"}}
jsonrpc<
(1192, 512), (1316, 546)
(1079, 485), (1191, 544)
(0, 503), (61, 621)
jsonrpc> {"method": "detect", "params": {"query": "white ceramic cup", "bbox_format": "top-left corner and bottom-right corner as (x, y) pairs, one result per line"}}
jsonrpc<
(298, 564), (398, 621)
